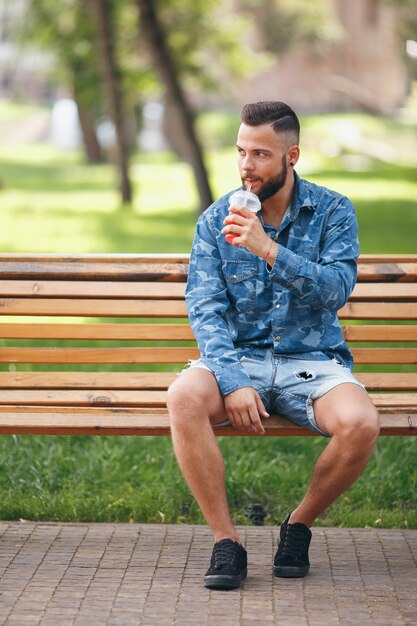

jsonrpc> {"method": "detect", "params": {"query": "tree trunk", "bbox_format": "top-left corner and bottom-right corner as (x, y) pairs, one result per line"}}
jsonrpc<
(136, 0), (214, 214)
(91, 0), (132, 205)
(74, 97), (103, 164)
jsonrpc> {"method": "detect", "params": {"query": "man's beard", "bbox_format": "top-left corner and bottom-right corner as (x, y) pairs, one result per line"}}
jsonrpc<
(244, 155), (288, 204)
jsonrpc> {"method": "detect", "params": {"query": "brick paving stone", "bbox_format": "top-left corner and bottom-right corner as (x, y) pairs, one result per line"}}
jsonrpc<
(0, 523), (416, 625)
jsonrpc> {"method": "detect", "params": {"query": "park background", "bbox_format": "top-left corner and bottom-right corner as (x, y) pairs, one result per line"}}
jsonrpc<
(0, 0), (416, 528)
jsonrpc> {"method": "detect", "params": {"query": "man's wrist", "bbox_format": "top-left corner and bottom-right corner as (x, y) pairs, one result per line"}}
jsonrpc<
(264, 240), (278, 266)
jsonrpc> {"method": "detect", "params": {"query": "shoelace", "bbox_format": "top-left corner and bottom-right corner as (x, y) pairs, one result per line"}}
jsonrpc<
(279, 524), (309, 559)
(213, 541), (239, 568)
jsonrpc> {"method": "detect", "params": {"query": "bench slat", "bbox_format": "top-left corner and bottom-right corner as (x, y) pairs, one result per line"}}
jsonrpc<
(1, 299), (415, 319)
(356, 262), (417, 282)
(0, 260), (189, 282)
(0, 254), (415, 281)
(351, 283), (417, 299)
(0, 298), (188, 317)
(352, 348), (417, 364)
(0, 323), (195, 341)
(0, 346), (414, 364)
(1, 323), (415, 342)
(0, 347), (199, 364)
(342, 325), (417, 341)
(0, 371), (415, 391)
(338, 303), (417, 319)
(1, 280), (416, 300)
(357, 373), (417, 390)
(0, 281), (185, 299)
(0, 409), (414, 436)
(0, 371), (177, 389)
(0, 390), (415, 409)
(0, 390), (167, 406)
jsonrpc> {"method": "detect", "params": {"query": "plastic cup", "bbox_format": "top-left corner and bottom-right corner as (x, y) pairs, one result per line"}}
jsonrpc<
(226, 189), (261, 243)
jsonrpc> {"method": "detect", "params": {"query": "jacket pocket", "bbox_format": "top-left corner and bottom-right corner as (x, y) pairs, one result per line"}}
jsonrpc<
(222, 260), (258, 312)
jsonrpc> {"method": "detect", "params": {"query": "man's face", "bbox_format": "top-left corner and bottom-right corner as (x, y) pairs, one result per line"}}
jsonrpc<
(236, 123), (291, 203)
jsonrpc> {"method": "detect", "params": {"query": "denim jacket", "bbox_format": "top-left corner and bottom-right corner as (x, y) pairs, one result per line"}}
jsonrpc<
(185, 172), (359, 396)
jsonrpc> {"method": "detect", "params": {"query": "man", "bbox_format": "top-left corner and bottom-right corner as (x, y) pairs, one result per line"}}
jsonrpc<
(167, 101), (379, 589)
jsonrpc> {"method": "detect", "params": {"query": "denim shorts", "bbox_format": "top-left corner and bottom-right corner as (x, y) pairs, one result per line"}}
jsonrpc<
(183, 349), (365, 436)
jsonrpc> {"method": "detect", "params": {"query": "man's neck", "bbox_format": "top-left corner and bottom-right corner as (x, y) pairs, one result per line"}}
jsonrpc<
(261, 171), (296, 229)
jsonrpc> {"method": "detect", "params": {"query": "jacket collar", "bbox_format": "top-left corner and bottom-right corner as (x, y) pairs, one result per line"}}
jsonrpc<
(290, 171), (315, 218)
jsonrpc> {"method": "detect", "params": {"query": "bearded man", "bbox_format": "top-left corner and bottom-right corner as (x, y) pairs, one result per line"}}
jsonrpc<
(167, 101), (379, 589)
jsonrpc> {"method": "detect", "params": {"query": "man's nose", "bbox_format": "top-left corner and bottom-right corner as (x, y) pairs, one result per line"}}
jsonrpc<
(241, 154), (255, 172)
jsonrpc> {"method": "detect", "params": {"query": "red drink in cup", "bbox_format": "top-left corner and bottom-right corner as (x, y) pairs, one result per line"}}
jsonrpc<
(225, 187), (261, 244)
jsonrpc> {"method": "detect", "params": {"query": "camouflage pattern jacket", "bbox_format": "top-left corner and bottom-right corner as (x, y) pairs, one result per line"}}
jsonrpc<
(185, 172), (360, 396)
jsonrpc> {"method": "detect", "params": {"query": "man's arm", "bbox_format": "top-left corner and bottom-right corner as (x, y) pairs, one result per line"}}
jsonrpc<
(224, 196), (359, 312)
(268, 197), (359, 312)
(186, 213), (253, 396)
(186, 214), (268, 433)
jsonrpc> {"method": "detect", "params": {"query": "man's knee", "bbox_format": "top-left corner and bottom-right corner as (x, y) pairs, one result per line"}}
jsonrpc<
(315, 385), (380, 444)
(330, 402), (380, 444)
(167, 377), (197, 417)
(167, 369), (222, 426)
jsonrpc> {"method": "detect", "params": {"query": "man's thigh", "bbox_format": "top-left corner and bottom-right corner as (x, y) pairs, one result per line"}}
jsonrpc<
(313, 383), (378, 437)
(272, 356), (368, 436)
(170, 364), (226, 424)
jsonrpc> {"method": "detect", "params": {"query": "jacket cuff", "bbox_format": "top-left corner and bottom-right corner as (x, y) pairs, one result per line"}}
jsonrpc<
(269, 244), (301, 285)
(202, 361), (254, 396)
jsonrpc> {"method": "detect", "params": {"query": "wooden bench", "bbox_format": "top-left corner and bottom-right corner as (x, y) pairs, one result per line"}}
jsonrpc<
(0, 253), (416, 436)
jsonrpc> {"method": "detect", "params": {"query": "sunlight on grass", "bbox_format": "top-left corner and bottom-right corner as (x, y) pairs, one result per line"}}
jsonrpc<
(1, 109), (415, 254)
(131, 161), (199, 213)
(0, 100), (47, 122)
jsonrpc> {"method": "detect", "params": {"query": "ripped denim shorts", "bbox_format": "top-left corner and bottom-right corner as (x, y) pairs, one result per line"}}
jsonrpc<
(185, 349), (365, 437)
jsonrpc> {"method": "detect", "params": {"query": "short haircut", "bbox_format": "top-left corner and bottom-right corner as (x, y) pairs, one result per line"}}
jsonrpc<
(241, 101), (300, 145)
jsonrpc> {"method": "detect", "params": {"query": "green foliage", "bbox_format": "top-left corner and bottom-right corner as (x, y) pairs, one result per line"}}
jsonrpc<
(137, 0), (258, 95)
(23, 0), (102, 110)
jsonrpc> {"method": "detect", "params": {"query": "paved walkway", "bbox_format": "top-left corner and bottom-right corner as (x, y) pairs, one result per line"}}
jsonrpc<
(0, 522), (416, 626)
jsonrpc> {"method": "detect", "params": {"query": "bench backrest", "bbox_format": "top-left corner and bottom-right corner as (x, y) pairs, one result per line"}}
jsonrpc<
(0, 253), (416, 433)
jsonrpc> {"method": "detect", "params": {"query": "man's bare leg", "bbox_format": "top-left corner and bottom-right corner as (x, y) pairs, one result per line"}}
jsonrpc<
(274, 383), (380, 578)
(167, 367), (239, 542)
(289, 383), (380, 527)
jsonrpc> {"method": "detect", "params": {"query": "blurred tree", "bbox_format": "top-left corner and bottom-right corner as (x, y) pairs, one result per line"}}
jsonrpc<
(22, 0), (103, 163)
(90, 0), (132, 204)
(135, 0), (213, 212)
(19, 0), (260, 212)
(134, 0), (262, 212)
(238, 0), (337, 54)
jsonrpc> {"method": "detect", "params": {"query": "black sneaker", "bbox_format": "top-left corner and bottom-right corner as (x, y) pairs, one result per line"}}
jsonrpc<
(204, 539), (247, 589)
(273, 515), (312, 578)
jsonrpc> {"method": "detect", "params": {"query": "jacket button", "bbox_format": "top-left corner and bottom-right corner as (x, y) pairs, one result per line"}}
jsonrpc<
(275, 336), (281, 341)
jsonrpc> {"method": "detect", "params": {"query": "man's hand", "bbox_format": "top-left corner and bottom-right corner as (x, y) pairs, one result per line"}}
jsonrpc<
(222, 206), (275, 261)
(224, 387), (270, 434)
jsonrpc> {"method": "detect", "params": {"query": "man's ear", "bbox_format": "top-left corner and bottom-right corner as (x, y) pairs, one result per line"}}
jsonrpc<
(288, 145), (300, 167)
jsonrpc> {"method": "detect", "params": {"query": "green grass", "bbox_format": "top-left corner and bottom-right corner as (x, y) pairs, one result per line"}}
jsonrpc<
(0, 435), (415, 528)
(0, 107), (416, 527)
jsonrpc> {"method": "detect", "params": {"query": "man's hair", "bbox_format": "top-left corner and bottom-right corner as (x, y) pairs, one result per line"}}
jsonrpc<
(241, 101), (300, 145)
